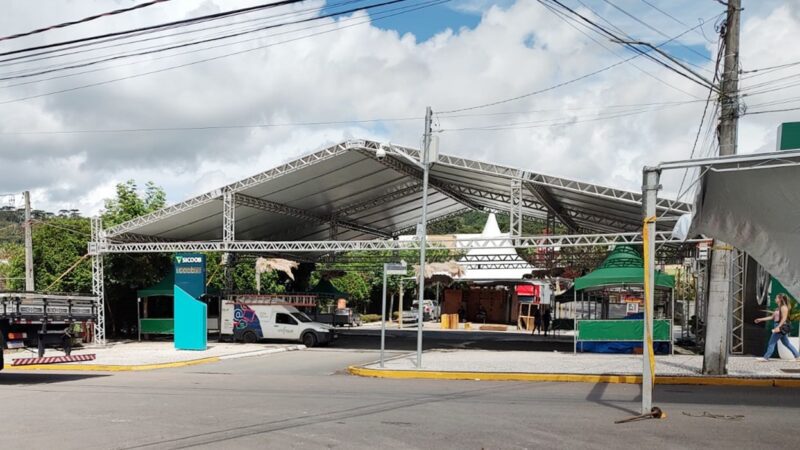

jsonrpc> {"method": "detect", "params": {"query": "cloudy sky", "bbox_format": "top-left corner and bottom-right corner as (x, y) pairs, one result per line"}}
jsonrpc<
(0, 0), (798, 215)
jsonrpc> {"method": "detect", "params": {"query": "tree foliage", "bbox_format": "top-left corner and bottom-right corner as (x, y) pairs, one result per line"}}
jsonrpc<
(5, 217), (92, 293)
(102, 180), (166, 227)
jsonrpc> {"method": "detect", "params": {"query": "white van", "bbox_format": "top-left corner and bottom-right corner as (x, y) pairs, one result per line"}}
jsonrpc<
(221, 300), (336, 347)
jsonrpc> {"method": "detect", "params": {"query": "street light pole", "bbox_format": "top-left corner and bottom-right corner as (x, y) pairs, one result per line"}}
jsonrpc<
(415, 106), (433, 369)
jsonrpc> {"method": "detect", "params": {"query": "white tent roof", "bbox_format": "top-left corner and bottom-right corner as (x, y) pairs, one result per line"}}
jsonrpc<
(455, 213), (535, 281)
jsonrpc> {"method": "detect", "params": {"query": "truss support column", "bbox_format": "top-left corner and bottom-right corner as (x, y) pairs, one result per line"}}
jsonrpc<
(509, 179), (523, 237)
(90, 217), (106, 345)
(223, 188), (236, 247)
(729, 249), (746, 354)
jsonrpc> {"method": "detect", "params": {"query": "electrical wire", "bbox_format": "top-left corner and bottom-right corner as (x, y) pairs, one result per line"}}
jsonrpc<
(439, 9), (722, 114)
(549, 0), (716, 89)
(0, 0), (410, 82)
(600, 0), (711, 62)
(0, 0), (445, 105)
(0, 0), (308, 59)
(542, 1), (703, 99)
(0, 116), (423, 135)
(0, 1), (406, 90)
(0, 0), (173, 43)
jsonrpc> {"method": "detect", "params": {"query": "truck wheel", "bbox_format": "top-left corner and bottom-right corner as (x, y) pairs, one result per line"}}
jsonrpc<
(242, 331), (257, 344)
(302, 332), (317, 348)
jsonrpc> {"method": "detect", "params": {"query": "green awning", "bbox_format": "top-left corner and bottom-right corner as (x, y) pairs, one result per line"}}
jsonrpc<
(137, 272), (219, 298)
(574, 246), (674, 291)
(137, 272), (175, 298)
(309, 278), (349, 298)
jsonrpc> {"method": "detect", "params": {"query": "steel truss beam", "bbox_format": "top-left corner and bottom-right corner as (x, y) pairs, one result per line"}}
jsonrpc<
(96, 232), (708, 254)
(730, 249), (746, 354)
(509, 179), (523, 237)
(234, 193), (391, 238)
(523, 181), (580, 233)
(382, 143), (690, 215)
(223, 188), (236, 245)
(446, 184), (637, 231)
(89, 217), (106, 345)
(104, 143), (350, 238)
(357, 149), (485, 210)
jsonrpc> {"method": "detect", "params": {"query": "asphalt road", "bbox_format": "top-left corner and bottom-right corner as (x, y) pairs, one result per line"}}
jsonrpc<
(1, 348), (798, 449)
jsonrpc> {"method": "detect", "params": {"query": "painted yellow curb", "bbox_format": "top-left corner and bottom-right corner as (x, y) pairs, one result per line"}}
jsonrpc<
(348, 366), (797, 387)
(5, 356), (220, 372)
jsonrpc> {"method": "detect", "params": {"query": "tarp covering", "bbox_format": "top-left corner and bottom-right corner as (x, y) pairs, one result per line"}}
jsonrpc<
(137, 272), (174, 298)
(577, 319), (671, 341)
(574, 246), (674, 291)
(689, 165), (800, 300)
(309, 278), (349, 298)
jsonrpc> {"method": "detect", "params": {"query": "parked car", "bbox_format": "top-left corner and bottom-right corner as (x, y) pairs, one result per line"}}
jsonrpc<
(412, 299), (440, 322)
(401, 310), (419, 324)
(333, 308), (362, 327)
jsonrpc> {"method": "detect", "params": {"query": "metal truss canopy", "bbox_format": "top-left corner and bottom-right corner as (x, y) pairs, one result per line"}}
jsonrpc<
(102, 139), (691, 245)
(96, 232), (707, 254)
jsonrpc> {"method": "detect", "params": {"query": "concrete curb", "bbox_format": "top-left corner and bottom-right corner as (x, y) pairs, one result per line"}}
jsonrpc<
(347, 366), (800, 388)
(5, 345), (307, 372)
(217, 345), (306, 360)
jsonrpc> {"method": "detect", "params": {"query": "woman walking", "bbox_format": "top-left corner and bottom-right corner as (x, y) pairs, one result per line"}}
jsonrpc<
(755, 293), (799, 361)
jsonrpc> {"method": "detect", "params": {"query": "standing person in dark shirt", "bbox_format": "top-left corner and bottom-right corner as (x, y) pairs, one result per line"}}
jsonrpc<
(542, 307), (552, 336)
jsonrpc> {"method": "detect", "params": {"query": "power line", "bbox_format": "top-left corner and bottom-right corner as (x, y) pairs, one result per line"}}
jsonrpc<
(0, 0), (371, 79)
(0, 0), (444, 105)
(439, 9), (721, 114)
(742, 105), (800, 116)
(0, 0), (307, 59)
(638, 0), (689, 28)
(600, 0), (711, 62)
(542, 2), (702, 99)
(0, 116), (423, 135)
(543, 0), (716, 91)
(0, 0), (173, 43)
(0, 0), (410, 82)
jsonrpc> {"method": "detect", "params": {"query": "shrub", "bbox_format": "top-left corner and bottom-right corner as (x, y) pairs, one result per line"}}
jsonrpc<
(360, 314), (382, 323)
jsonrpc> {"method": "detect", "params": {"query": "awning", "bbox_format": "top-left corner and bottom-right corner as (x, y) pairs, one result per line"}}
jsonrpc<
(688, 161), (800, 299)
(574, 246), (674, 291)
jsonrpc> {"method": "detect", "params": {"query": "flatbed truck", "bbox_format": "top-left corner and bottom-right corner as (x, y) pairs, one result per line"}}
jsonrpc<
(0, 292), (97, 370)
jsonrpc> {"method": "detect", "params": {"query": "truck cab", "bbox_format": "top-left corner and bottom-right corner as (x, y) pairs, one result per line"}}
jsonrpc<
(221, 300), (335, 348)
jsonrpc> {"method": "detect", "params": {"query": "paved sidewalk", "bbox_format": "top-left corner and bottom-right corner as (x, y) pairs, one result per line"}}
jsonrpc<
(5, 340), (304, 367)
(361, 349), (800, 379)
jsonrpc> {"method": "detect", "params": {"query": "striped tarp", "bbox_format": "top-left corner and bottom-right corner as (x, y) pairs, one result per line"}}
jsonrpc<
(12, 354), (96, 366)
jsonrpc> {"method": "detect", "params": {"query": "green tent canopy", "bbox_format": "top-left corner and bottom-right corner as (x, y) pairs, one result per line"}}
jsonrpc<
(574, 246), (674, 291)
(137, 272), (175, 298)
(137, 272), (219, 298)
(309, 278), (350, 298)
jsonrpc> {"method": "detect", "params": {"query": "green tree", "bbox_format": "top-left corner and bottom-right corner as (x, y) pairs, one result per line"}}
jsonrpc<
(5, 217), (92, 293)
(331, 271), (372, 312)
(102, 180), (166, 227)
(101, 181), (171, 337)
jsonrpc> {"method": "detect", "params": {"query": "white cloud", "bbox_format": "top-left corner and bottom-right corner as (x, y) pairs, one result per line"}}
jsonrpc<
(0, 0), (797, 216)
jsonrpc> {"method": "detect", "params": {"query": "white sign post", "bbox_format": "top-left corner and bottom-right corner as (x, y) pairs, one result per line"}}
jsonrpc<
(381, 261), (408, 367)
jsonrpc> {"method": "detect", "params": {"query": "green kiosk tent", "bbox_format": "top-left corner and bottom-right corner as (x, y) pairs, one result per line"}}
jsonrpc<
(574, 246), (675, 291)
(573, 246), (675, 354)
(136, 273), (220, 338)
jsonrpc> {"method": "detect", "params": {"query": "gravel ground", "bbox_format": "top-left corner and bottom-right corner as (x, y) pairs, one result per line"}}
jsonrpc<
(368, 350), (800, 377)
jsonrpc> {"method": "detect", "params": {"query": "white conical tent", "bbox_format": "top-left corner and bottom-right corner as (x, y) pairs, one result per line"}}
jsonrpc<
(455, 213), (535, 281)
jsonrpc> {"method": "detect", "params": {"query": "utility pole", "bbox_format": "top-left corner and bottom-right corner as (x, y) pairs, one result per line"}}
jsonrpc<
(23, 191), (34, 292)
(415, 106), (433, 368)
(703, 0), (740, 375)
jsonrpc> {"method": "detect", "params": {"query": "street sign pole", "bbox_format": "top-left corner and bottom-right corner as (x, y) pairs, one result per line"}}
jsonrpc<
(381, 262), (407, 367)
(380, 267), (388, 367)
